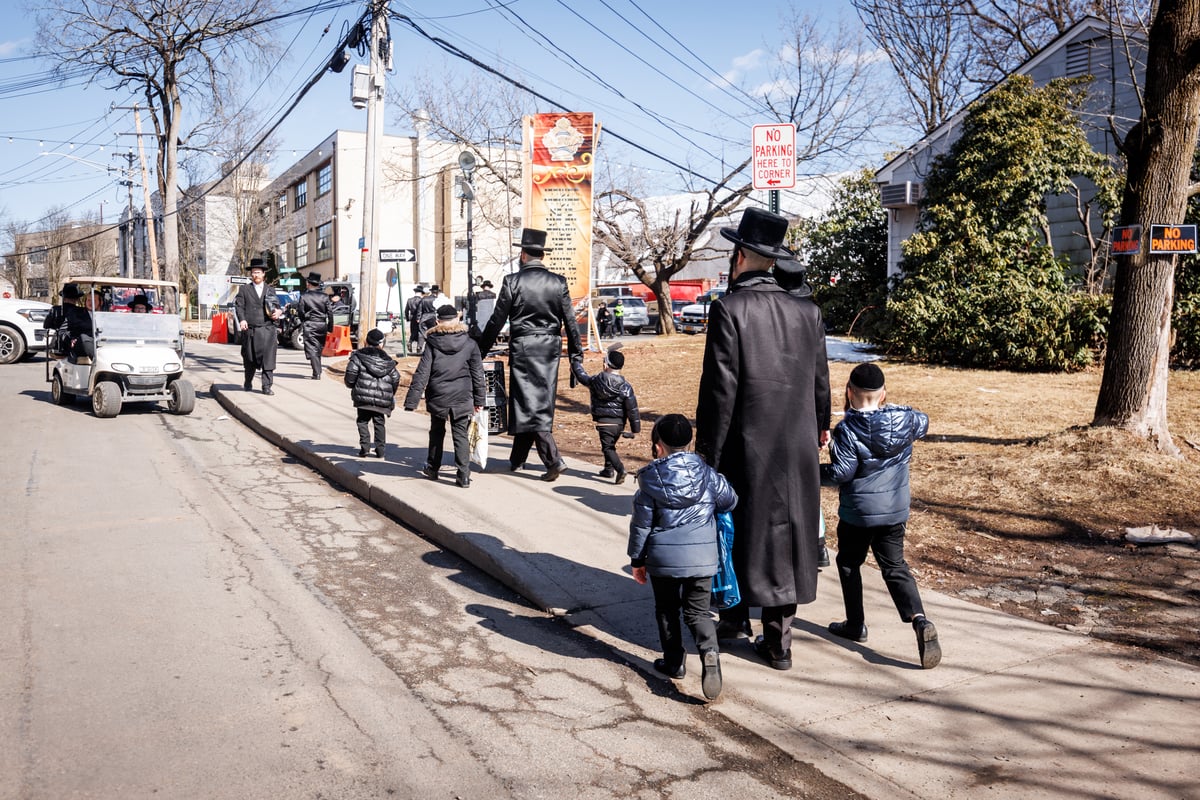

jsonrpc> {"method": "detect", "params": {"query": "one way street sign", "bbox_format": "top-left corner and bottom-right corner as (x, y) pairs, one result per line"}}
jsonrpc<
(379, 249), (416, 262)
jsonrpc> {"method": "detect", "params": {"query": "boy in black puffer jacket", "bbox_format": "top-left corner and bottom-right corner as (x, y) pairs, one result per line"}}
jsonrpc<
(571, 344), (641, 484)
(404, 305), (486, 488)
(344, 328), (401, 459)
(629, 414), (737, 701)
(821, 363), (940, 669)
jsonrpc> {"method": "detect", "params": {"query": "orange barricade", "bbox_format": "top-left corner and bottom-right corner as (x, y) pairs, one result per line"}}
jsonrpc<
(322, 324), (353, 357)
(207, 312), (228, 344)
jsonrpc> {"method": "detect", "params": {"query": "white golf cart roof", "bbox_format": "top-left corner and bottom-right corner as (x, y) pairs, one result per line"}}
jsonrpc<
(71, 276), (180, 290)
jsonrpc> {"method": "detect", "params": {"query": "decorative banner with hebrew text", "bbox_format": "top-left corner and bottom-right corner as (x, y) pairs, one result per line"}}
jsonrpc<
(522, 113), (597, 311)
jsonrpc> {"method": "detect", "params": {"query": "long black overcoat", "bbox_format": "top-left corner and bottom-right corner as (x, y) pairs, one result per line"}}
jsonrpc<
(234, 283), (281, 372)
(694, 271), (831, 607)
(476, 260), (583, 433)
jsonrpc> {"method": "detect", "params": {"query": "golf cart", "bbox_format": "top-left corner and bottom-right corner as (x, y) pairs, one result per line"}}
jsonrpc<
(45, 277), (195, 418)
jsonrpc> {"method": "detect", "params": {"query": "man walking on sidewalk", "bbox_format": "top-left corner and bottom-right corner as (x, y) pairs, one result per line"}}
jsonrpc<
(476, 228), (584, 482)
(695, 208), (831, 671)
(297, 271), (331, 379)
(234, 258), (283, 395)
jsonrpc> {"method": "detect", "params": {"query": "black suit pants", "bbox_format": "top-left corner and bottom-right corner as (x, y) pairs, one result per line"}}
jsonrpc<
(509, 430), (561, 469)
(835, 520), (925, 625)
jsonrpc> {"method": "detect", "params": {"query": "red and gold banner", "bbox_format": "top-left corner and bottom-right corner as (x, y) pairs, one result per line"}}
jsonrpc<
(522, 113), (597, 307)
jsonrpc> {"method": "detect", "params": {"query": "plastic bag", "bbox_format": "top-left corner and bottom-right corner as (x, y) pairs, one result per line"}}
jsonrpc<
(468, 407), (489, 469)
(711, 510), (741, 610)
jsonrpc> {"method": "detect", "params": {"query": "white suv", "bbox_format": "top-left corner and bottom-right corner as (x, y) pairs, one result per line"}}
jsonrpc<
(0, 297), (52, 364)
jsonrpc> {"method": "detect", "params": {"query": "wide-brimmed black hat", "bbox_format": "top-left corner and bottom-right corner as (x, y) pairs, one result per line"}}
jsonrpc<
(720, 207), (793, 260)
(773, 258), (812, 297)
(61, 282), (83, 300)
(247, 257), (267, 272)
(305, 271), (322, 285)
(513, 227), (552, 253)
(128, 294), (151, 310)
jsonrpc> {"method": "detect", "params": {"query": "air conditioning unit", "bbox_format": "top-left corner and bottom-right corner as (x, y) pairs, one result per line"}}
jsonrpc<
(880, 181), (921, 209)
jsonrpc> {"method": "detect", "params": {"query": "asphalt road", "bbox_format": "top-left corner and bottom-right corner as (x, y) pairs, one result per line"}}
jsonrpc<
(0, 351), (858, 800)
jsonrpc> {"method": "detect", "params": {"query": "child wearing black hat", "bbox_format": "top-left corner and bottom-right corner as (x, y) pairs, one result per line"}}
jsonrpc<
(404, 305), (486, 488)
(821, 363), (940, 668)
(570, 344), (641, 483)
(628, 414), (738, 701)
(344, 329), (401, 458)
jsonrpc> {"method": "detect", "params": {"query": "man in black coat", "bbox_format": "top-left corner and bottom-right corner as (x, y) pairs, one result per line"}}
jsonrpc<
(233, 258), (283, 394)
(695, 208), (831, 671)
(44, 282), (94, 359)
(404, 284), (427, 355)
(477, 228), (584, 482)
(296, 271), (332, 379)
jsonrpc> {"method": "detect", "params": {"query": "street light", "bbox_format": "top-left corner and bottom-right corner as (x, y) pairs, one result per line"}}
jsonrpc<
(457, 150), (477, 329)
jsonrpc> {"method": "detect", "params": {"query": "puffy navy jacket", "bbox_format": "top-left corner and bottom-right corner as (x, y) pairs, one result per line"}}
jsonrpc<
(821, 404), (929, 527)
(628, 451), (738, 578)
(344, 346), (401, 414)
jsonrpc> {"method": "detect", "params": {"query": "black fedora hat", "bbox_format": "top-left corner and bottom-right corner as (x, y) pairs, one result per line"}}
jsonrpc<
(247, 257), (267, 272)
(61, 282), (83, 300)
(305, 271), (322, 285)
(513, 227), (552, 253)
(720, 207), (793, 260)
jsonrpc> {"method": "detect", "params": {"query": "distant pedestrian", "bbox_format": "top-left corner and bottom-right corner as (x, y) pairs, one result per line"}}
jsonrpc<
(405, 284), (428, 355)
(344, 328), (401, 459)
(475, 280), (497, 301)
(821, 363), (940, 669)
(628, 414), (738, 701)
(612, 299), (625, 337)
(404, 305), (486, 488)
(595, 302), (612, 339)
(476, 227), (584, 482)
(233, 258), (283, 394)
(571, 344), (641, 484)
(297, 271), (332, 379)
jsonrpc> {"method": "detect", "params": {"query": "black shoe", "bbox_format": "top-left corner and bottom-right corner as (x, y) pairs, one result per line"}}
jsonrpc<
(614, 471), (626, 485)
(456, 475), (470, 488)
(243, 383), (252, 392)
(262, 388), (274, 395)
(914, 616), (941, 669)
(358, 446), (369, 457)
(541, 461), (565, 482)
(653, 658), (685, 679)
(752, 637), (792, 670)
(817, 543), (831, 568)
(311, 374), (321, 380)
(421, 465), (439, 480)
(828, 620), (869, 642)
(700, 650), (722, 700)
(509, 461), (525, 472)
(597, 468), (614, 478)
(374, 446), (385, 459)
(715, 619), (753, 641)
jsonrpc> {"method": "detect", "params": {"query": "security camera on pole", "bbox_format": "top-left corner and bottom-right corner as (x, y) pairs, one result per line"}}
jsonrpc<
(457, 150), (477, 329)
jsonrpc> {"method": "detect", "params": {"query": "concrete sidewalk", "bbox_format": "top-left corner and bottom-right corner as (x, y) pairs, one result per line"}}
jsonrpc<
(187, 339), (1200, 800)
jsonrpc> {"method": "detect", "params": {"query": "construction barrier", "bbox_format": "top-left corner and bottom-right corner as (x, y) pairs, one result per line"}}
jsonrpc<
(207, 313), (228, 344)
(322, 324), (353, 357)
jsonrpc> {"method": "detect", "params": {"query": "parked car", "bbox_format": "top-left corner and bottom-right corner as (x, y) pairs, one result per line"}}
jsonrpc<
(612, 297), (648, 335)
(647, 298), (692, 333)
(677, 287), (727, 335)
(0, 296), (52, 364)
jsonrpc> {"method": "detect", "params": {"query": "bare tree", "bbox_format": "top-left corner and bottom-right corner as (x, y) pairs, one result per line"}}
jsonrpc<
(3, 220), (32, 297)
(38, 208), (75, 302)
(33, 0), (280, 289)
(1093, 0), (1200, 453)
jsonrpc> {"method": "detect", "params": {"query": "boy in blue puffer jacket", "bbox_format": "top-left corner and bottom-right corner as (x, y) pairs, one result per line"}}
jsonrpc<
(629, 414), (737, 700)
(821, 363), (940, 669)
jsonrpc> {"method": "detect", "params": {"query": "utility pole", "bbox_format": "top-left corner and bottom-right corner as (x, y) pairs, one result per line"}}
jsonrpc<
(114, 104), (160, 280)
(357, 0), (391, 346)
(113, 151), (136, 278)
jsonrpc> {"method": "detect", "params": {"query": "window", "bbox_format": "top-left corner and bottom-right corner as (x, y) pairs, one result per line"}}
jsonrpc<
(294, 179), (307, 211)
(294, 233), (309, 268)
(315, 221), (332, 261)
(275, 192), (286, 221)
(29, 249), (47, 264)
(70, 242), (92, 261)
(317, 163), (332, 197)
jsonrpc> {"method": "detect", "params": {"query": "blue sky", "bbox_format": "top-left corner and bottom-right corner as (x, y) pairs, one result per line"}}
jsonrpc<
(0, 0), (890, 230)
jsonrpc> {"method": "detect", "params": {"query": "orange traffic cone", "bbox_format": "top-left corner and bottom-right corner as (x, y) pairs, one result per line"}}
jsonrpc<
(322, 324), (353, 357)
(207, 312), (228, 344)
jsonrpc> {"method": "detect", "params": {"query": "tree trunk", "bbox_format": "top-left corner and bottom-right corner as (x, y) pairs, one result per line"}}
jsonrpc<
(650, 278), (677, 335)
(1093, 0), (1200, 455)
(161, 93), (183, 290)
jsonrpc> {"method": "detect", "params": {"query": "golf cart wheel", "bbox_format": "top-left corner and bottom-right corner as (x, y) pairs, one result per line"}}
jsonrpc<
(291, 328), (304, 350)
(92, 380), (123, 418)
(0, 324), (25, 364)
(51, 373), (71, 405)
(168, 379), (196, 415)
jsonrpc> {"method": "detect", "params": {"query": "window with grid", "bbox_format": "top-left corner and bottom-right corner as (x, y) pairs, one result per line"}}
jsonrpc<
(294, 233), (309, 267)
(29, 249), (47, 264)
(317, 163), (332, 197)
(69, 242), (92, 261)
(275, 193), (286, 221)
(294, 179), (308, 211)
(315, 221), (332, 261)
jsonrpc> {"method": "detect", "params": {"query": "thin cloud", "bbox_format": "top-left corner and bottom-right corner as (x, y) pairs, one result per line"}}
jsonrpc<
(0, 39), (27, 57)
(719, 47), (765, 85)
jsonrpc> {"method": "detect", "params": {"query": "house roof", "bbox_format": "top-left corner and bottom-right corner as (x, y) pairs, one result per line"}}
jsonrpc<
(875, 15), (1144, 182)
